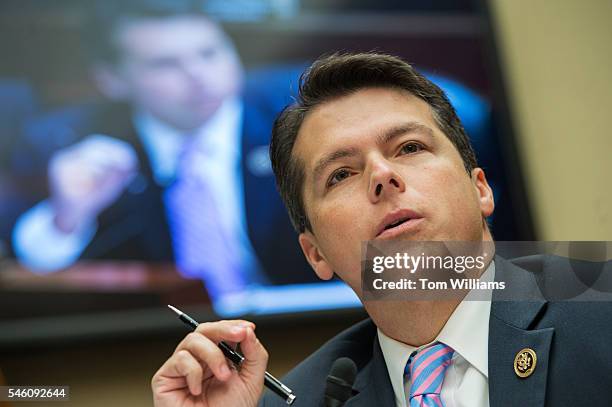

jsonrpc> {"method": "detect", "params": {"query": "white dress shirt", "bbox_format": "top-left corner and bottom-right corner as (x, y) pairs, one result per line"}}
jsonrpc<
(12, 98), (253, 272)
(137, 97), (246, 237)
(378, 261), (494, 407)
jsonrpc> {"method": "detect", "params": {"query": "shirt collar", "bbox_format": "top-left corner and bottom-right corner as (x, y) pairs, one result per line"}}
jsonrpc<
(133, 97), (243, 185)
(377, 261), (494, 405)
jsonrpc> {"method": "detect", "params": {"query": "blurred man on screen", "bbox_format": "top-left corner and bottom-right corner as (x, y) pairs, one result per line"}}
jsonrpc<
(151, 53), (612, 406)
(10, 0), (312, 304)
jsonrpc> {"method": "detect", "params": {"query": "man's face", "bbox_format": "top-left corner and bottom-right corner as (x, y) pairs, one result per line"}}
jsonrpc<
(294, 87), (494, 294)
(97, 16), (243, 130)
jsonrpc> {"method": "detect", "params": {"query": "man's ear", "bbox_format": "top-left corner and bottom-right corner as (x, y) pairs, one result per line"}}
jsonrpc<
(471, 167), (495, 218)
(91, 63), (130, 100)
(298, 231), (334, 280)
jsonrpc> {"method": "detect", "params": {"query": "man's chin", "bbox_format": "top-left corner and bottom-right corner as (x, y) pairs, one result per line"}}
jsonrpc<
(172, 112), (217, 131)
(175, 102), (223, 128)
(386, 229), (432, 242)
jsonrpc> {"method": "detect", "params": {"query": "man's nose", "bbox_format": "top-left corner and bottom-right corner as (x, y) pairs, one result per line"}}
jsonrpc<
(180, 58), (213, 84)
(367, 158), (406, 203)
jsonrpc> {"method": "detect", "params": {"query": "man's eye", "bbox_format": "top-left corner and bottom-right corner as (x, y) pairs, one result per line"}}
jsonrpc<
(147, 58), (179, 70)
(327, 169), (352, 187)
(200, 47), (219, 60)
(399, 142), (424, 155)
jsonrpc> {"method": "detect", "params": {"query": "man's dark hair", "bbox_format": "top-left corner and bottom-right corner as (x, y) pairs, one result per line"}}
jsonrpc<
(270, 52), (479, 233)
(83, 0), (207, 65)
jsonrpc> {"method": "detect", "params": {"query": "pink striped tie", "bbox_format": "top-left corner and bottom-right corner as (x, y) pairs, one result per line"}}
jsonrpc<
(405, 342), (454, 407)
(163, 138), (250, 298)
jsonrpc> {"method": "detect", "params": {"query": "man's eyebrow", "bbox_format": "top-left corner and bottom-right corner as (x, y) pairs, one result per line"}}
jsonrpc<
(311, 122), (434, 183)
(312, 146), (360, 182)
(376, 122), (434, 145)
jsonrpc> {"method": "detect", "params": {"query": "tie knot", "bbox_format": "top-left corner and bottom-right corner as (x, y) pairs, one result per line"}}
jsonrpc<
(175, 135), (214, 183)
(405, 342), (454, 399)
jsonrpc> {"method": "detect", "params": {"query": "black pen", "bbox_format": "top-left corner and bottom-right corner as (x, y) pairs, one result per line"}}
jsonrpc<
(167, 305), (296, 405)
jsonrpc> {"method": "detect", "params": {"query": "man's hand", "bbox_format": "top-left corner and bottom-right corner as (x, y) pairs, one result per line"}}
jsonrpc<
(48, 135), (138, 233)
(152, 320), (269, 407)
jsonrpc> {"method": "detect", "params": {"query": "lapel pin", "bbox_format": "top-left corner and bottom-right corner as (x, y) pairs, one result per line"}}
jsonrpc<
(514, 348), (537, 378)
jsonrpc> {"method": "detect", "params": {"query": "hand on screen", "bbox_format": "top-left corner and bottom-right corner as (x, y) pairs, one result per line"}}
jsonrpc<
(152, 320), (268, 407)
(48, 134), (138, 233)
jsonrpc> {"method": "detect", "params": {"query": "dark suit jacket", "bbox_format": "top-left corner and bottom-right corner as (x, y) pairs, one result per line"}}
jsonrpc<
(260, 255), (612, 406)
(8, 68), (313, 284)
(0, 79), (39, 243)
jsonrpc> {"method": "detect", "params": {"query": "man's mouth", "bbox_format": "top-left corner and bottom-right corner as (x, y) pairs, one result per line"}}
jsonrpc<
(384, 217), (410, 230)
(375, 209), (424, 239)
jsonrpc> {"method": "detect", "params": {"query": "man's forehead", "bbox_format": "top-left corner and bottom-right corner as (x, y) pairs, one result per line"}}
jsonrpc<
(114, 16), (223, 56)
(293, 87), (438, 172)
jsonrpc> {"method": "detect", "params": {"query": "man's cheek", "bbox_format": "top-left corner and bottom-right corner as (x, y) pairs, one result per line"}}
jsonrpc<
(328, 252), (362, 294)
(318, 203), (362, 249)
(323, 203), (362, 236)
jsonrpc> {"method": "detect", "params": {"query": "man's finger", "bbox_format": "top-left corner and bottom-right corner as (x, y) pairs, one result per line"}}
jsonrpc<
(194, 320), (255, 344)
(153, 349), (204, 396)
(175, 332), (233, 381)
(173, 350), (204, 395)
(238, 327), (269, 382)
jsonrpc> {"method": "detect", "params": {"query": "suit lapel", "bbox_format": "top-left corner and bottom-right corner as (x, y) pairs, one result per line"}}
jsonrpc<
(334, 257), (556, 407)
(488, 257), (553, 407)
(83, 104), (174, 260)
(345, 334), (396, 407)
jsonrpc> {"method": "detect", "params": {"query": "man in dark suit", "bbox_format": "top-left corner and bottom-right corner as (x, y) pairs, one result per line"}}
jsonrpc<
(151, 52), (612, 406)
(8, 0), (492, 301)
(9, 1), (312, 301)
